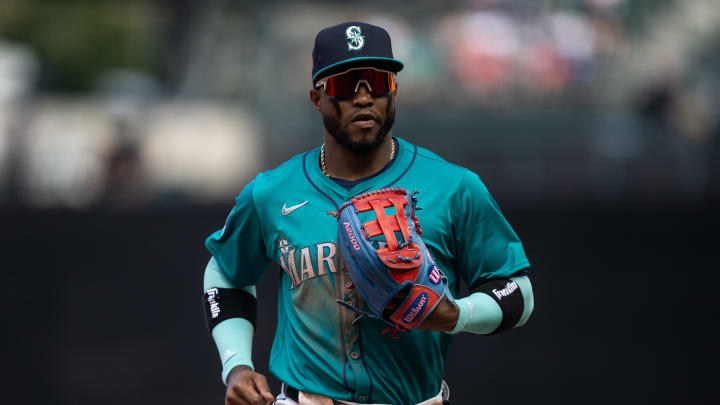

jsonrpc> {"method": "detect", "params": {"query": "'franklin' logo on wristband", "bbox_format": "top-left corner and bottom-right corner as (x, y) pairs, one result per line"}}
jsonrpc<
(492, 281), (519, 300)
(206, 288), (220, 318)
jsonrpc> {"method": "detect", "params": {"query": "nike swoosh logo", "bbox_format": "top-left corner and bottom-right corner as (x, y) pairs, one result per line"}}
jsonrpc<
(282, 201), (308, 215)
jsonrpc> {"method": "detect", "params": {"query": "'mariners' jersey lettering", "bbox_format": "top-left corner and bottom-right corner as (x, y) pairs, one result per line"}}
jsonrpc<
(279, 249), (301, 288)
(279, 242), (338, 288)
(300, 247), (316, 280)
(317, 243), (337, 275)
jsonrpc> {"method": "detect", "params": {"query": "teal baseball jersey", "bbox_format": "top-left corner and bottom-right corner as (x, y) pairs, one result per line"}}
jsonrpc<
(205, 137), (529, 404)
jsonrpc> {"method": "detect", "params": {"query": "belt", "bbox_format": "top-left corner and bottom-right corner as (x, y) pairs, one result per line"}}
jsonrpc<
(278, 383), (450, 405)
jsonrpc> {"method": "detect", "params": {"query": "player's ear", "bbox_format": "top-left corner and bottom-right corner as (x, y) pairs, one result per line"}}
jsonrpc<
(309, 88), (323, 113)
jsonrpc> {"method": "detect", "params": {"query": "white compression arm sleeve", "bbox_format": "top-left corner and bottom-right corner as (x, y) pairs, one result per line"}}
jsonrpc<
(204, 257), (256, 384)
(450, 275), (534, 334)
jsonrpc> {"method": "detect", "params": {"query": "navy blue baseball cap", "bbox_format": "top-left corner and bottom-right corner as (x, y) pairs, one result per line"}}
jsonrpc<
(312, 21), (404, 83)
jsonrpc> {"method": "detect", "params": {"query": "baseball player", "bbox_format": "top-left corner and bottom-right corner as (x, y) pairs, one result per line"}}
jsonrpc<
(203, 22), (534, 405)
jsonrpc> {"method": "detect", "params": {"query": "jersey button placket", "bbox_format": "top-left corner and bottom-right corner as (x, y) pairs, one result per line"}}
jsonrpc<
(346, 344), (369, 402)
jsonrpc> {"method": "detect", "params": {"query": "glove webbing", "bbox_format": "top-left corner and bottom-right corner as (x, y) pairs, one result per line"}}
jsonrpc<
(350, 188), (411, 243)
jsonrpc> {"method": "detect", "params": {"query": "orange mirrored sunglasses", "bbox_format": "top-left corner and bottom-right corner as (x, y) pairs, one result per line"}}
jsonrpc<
(315, 68), (397, 99)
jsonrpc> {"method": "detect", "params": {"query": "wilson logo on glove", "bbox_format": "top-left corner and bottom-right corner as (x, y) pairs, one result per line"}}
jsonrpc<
(332, 187), (453, 332)
(429, 266), (441, 284)
(402, 292), (428, 323)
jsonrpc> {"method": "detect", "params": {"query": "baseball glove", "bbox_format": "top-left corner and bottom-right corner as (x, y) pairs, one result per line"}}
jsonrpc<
(334, 187), (451, 331)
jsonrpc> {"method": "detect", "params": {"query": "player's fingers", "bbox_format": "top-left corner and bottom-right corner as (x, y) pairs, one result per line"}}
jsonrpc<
(252, 373), (274, 403)
(225, 388), (252, 405)
(383, 288), (409, 317)
(226, 398), (252, 405)
(232, 379), (265, 405)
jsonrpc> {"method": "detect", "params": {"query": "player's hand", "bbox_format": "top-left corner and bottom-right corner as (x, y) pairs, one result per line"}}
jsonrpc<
(225, 365), (275, 405)
(417, 295), (459, 331)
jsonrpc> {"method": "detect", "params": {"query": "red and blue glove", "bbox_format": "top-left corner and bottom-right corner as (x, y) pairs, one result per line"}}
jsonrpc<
(335, 187), (451, 331)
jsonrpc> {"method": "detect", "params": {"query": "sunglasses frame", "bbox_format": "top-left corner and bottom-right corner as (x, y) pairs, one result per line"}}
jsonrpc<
(314, 67), (397, 99)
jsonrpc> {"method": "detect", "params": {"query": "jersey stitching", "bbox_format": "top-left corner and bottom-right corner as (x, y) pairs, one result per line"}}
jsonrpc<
(301, 151), (352, 392)
(414, 148), (465, 170)
(383, 144), (418, 187)
(250, 174), (271, 261)
(302, 152), (341, 211)
(357, 327), (374, 402)
(449, 169), (472, 281)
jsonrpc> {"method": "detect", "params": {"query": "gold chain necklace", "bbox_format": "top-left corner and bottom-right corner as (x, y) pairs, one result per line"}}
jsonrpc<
(321, 139), (395, 177)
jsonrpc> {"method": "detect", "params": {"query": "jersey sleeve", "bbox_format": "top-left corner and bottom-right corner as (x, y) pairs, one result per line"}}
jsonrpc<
(205, 178), (270, 286)
(452, 170), (530, 289)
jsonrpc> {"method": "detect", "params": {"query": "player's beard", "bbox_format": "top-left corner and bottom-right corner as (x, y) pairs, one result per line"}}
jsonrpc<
(323, 94), (396, 154)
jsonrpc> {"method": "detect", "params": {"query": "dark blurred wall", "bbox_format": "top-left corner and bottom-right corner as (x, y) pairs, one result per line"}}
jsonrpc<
(2, 202), (715, 404)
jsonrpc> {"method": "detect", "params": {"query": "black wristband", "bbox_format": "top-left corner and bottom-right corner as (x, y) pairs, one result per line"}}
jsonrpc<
(203, 287), (258, 332)
(472, 278), (524, 335)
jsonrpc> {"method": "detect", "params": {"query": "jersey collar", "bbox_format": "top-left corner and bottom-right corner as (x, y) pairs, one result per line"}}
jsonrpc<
(304, 137), (416, 201)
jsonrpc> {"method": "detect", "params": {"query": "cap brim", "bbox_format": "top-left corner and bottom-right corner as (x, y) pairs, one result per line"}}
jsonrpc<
(313, 57), (404, 82)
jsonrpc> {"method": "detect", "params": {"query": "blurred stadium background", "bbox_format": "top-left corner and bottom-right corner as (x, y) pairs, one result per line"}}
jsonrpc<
(1, 0), (717, 404)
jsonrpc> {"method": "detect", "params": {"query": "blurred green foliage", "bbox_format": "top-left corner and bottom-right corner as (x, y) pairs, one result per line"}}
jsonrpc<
(0, 0), (168, 92)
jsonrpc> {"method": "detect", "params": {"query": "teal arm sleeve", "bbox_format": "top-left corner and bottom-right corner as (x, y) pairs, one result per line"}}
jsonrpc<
(204, 257), (257, 384)
(513, 275), (534, 327)
(450, 275), (534, 334)
(213, 318), (254, 384)
(451, 289), (502, 334)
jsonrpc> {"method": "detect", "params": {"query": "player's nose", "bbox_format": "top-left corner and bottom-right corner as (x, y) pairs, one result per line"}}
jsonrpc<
(352, 83), (373, 106)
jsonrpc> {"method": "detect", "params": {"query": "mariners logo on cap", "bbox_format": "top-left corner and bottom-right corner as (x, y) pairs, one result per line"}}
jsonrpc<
(346, 26), (365, 51)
